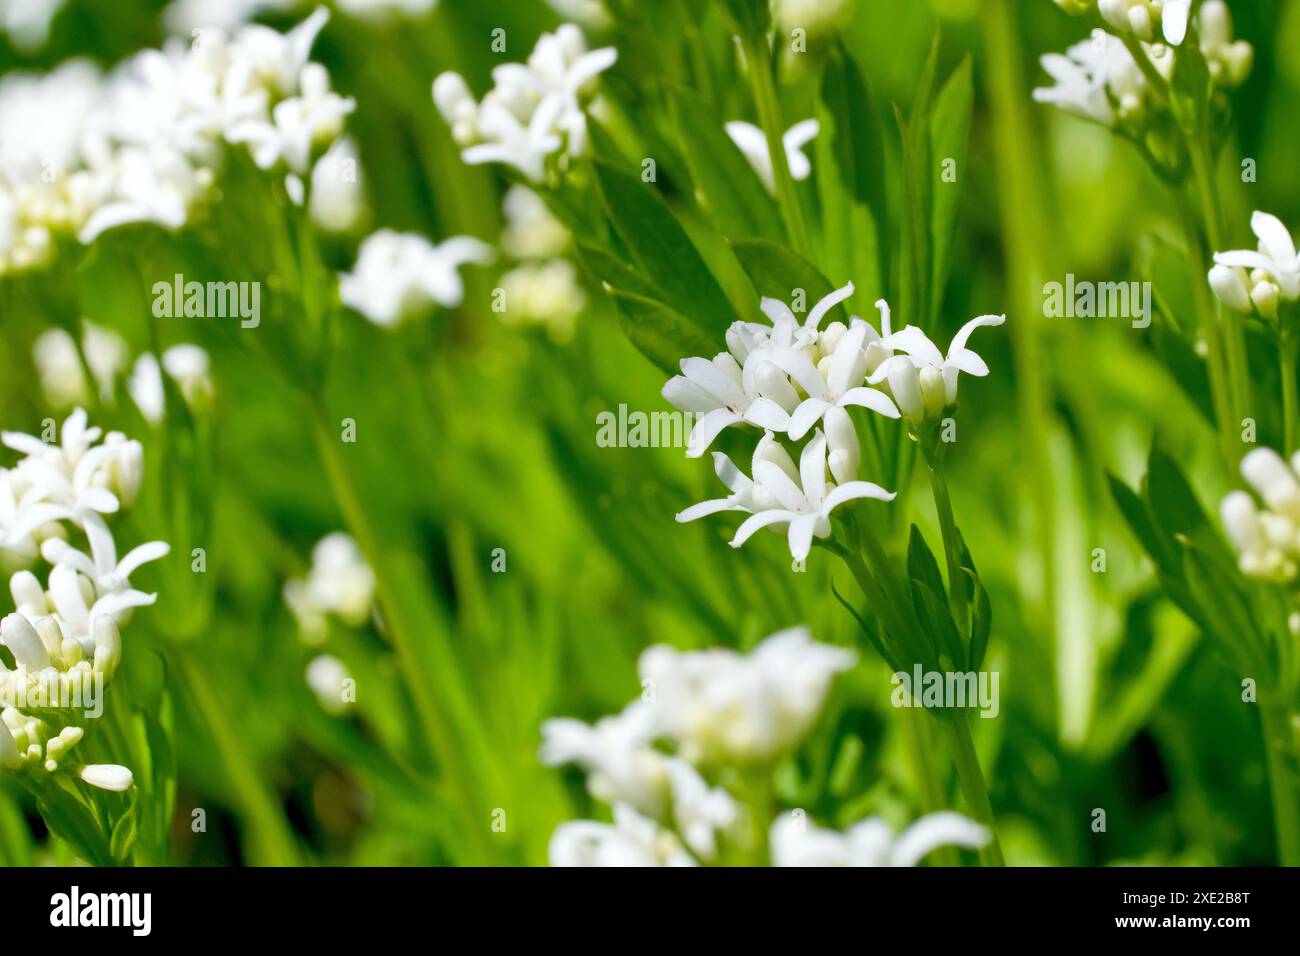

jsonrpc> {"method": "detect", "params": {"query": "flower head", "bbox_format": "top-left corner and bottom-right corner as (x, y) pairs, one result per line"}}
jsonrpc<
(771, 810), (989, 866)
(724, 119), (818, 195)
(1211, 211), (1300, 315)
(339, 230), (494, 326)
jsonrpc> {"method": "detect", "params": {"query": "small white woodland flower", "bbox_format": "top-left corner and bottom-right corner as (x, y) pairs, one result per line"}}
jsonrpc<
(501, 185), (569, 260)
(1222, 448), (1300, 581)
(1032, 31), (1150, 127)
(335, 0), (439, 21)
(0, 0), (68, 51)
(128, 344), (213, 425)
(541, 701), (670, 818)
(339, 229), (494, 326)
(309, 136), (366, 233)
(305, 654), (355, 715)
(637, 628), (855, 765)
(499, 261), (586, 340)
(1197, 1), (1252, 87)
(867, 311), (1005, 430)
(770, 810), (989, 866)
(549, 804), (697, 867)
(33, 322), (127, 409)
(285, 532), (376, 642)
(725, 119), (819, 195)
(433, 25), (616, 182)
(2, 408), (141, 519)
(1211, 211), (1300, 313)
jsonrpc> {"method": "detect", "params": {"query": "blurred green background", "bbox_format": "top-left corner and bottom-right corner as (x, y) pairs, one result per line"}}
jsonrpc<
(2, 0), (1297, 865)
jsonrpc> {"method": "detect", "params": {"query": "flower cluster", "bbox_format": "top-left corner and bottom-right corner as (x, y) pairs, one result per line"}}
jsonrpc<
(1209, 211), (1299, 321)
(496, 185), (586, 340)
(543, 627), (986, 866)
(432, 25), (617, 182)
(1221, 448), (1300, 583)
(0, 7), (357, 277)
(284, 532), (375, 644)
(339, 230), (494, 327)
(1034, 3), (1251, 130)
(0, 409), (168, 792)
(665, 283), (1002, 562)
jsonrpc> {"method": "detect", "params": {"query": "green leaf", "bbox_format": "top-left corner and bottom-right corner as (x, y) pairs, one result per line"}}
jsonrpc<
(1145, 448), (1211, 542)
(607, 289), (722, 373)
(109, 799), (139, 864)
(575, 243), (659, 300)
(730, 238), (847, 322)
(711, 0), (769, 37)
(1107, 471), (1175, 573)
(906, 524), (947, 606)
(831, 576), (897, 671)
(967, 567), (992, 672)
(593, 160), (738, 336)
(928, 58), (973, 323)
(910, 578), (965, 693)
(669, 88), (783, 242)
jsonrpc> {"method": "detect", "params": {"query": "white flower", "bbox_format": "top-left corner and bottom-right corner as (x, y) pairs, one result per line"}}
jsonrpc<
(1032, 31), (1154, 127)
(498, 261), (586, 339)
(724, 119), (818, 195)
(1, 470), (67, 563)
(1212, 211), (1300, 304)
(540, 701), (670, 818)
(867, 311), (1005, 428)
(305, 654), (354, 715)
(637, 628), (856, 764)
(336, 0), (438, 20)
(1222, 448), (1300, 581)
(285, 532), (376, 639)
(679, 429), (894, 563)
(33, 322), (128, 409)
(41, 513), (168, 600)
(432, 26), (616, 182)
(0, 0), (68, 51)
(663, 757), (740, 860)
(1197, 1), (1252, 87)
(2, 408), (129, 520)
(501, 185), (569, 260)
(771, 810), (989, 866)
(340, 229), (494, 326)
(549, 804), (696, 867)
(309, 136), (366, 233)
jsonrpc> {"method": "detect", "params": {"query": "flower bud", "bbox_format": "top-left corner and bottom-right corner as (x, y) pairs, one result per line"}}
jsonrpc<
(1208, 265), (1251, 312)
(919, 366), (947, 423)
(886, 360), (924, 426)
(75, 763), (133, 792)
(1, 613), (50, 671)
(1251, 280), (1280, 319)
(823, 406), (860, 484)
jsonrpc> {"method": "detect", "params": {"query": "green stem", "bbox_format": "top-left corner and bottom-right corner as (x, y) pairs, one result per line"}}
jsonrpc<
(925, 448), (969, 640)
(941, 716), (1005, 866)
(1282, 328), (1298, 455)
(900, 706), (959, 866)
(743, 33), (813, 260)
(175, 650), (300, 866)
(1260, 704), (1300, 866)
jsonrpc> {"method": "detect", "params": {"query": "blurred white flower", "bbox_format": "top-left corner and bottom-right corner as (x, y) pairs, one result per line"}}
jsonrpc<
(433, 25), (616, 181)
(1197, 1), (1252, 87)
(339, 229), (493, 326)
(284, 532), (375, 642)
(499, 261), (586, 340)
(309, 136), (366, 233)
(638, 627), (856, 764)
(0, 0), (67, 52)
(162, 0), (296, 35)
(724, 119), (818, 195)
(771, 810), (989, 866)
(305, 654), (354, 715)
(1211, 211), (1299, 312)
(549, 804), (697, 867)
(1222, 448), (1300, 581)
(33, 322), (128, 409)
(501, 185), (569, 260)
(541, 701), (670, 818)
(336, 0), (437, 20)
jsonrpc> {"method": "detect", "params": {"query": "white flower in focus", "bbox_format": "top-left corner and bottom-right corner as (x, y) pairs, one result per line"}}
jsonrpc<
(2, 408), (137, 520)
(867, 311), (1005, 429)
(1211, 211), (1300, 313)
(340, 230), (494, 326)
(41, 512), (169, 601)
(678, 429), (894, 563)
(1032, 31), (1148, 127)
(771, 810), (989, 866)
(549, 804), (697, 867)
(305, 654), (354, 715)
(724, 119), (818, 195)
(637, 628), (856, 765)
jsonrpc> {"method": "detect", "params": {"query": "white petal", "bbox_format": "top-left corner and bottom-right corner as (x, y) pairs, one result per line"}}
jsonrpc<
(890, 812), (989, 867)
(839, 386), (901, 419)
(687, 408), (742, 458)
(822, 480), (896, 515)
(1251, 211), (1298, 268)
(787, 514), (819, 562)
(787, 398), (832, 440)
(730, 509), (795, 548)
